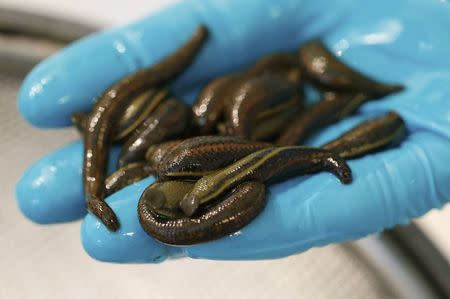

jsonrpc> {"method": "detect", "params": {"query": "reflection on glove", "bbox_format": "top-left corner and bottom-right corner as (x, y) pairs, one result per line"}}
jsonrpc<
(16, 0), (450, 263)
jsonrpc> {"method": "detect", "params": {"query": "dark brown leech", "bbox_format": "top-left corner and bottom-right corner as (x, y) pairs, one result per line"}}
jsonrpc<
(72, 89), (168, 141)
(180, 146), (352, 216)
(83, 25), (208, 231)
(322, 111), (405, 159)
(145, 140), (183, 167)
(192, 74), (239, 135)
(225, 74), (300, 138)
(156, 135), (271, 179)
(251, 96), (302, 141)
(298, 40), (404, 97)
(105, 162), (154, 197)
(115, 88), (168, 141)
(276, 92), (368, 145)
(138, 181), (266, 245)
(192, 52), (299, 135)
(140, 181), (196, 219)
(118, 98), (191, 168)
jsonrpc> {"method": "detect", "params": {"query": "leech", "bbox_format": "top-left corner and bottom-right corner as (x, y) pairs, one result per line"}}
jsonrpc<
(322, 111), (405, 158)
(180, 146), (352, 216)
(192, 74), (239, 135)
(105, 162), (154, 197)
(192, 52), (300, 135)
(157, 135), (271, 179)
(298, 40), (404, 96)
(276, 92), (369, 145)
(251, 96), (302, 141)
(225, 73), (301, 138)
(118, 98), (191, 168)
(138, 181), (266, 245)
(145, 140), (183, 167)
(72, 89), (168, 141)
(83, 25), (208, 231)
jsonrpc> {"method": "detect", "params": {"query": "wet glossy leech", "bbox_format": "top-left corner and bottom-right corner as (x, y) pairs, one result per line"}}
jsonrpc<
(118, 98), (191, 168)
(322, 111), (405, 158)
(71, 89), (168, 141)
(138, 181), (266, 245)
(298, 40), (404, 97)
(105, 162), (154, 197)
(192, 52), (299, 135)
(145, 140), (183, 167)
(83, 25), (208, 231)
(277, 92), (369, 145)
(225, 73), (301, 139)
(180, 146), (352, 216)
(157, 135), (271, 179)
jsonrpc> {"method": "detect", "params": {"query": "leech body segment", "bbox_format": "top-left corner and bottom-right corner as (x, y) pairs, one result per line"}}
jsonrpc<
(82, 25), (208, 231)
(180, 146), (352, 216)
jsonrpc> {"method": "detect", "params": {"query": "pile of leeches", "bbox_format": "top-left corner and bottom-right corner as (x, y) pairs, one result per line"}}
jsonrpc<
(73, 25), (406, 245)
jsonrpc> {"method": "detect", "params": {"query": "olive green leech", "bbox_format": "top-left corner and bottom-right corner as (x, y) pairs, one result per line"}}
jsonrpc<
(138, 181), (266, 245)
(322, 111), (405, 158)
(157, 135), (271, 179)
(180, 146), (352, 216)
(71, 89), (168, 141)
(83, 25), (208, 231)
(298, 40), (404, 97)
(118, 98), (191, 168)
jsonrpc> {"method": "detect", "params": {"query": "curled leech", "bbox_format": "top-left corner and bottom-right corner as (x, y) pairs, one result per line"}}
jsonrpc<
(138, 181), (266, 245)
(298, 40), (404, 97)
(82, 25), (208, 231)
(225, 74), (301, 138)
(180, 146), (352, 216)
(118, 98), (191, 168)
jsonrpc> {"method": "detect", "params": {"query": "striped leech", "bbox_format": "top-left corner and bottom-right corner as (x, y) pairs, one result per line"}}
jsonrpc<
(105, 162), (154, 196)
(71, 88), (168, 141)
(138, 112), (405, 244)
(156, 135), (271, 179)
(83, 25), (208, 231)
(277, 92), (370, 145)
(192, 52), (299, 135)
(117, 98), (191, 168)
(298, 40), (404, 97)
(145, 140), (183, 168)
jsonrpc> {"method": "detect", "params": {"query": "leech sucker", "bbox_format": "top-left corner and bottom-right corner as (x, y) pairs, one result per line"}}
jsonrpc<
(83, 25), (208, 231)
(276, 92), (368, 145)
(156, 135), (271, 179)
(138, 181), (266, 245)
(145, 140), (183, 167)
(180, 146), (352, 216)
(117, 98), (191, 168)
(298, 40), (404, 97)
(322, 111), (406, 159)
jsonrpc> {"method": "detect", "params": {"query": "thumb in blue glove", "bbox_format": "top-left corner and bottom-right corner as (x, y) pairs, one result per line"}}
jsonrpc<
(16, 0), (450, 263)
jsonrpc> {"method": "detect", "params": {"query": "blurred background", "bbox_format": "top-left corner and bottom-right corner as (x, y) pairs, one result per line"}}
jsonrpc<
(0, 1), (449, 298)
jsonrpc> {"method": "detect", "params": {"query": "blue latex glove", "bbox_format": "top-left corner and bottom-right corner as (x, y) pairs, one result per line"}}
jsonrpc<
(16, 0), (450, 263)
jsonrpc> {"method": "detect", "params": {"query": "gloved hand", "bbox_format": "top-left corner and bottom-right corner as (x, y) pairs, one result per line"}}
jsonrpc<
(16, 0), (450, 263)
